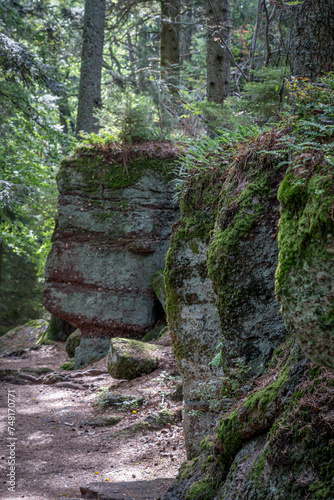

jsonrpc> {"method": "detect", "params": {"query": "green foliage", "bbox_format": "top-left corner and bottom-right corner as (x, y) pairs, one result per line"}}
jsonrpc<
(237, 67), (290, 122)
(94, 90), (163, 143)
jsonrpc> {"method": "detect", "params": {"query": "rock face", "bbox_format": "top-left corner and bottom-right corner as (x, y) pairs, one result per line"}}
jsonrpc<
(74, 337), (110, 369)
(276, 172), (334, 370)
(107, 337), (160, 379)
(44, 142), (180, 341)
(207, 133), (287, 375)
(163, 129), (334, 500)
(165, 169), (225, 459)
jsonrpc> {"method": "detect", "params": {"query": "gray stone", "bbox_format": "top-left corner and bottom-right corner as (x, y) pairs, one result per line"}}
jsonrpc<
(151, 268), (167, 312)
(168, 383), (183, 402)
(80, 478), (174, 500)
(44, 144), (180, 339)
(107, 338), (161, 379)
(0, 319), (48, 356)
(74, 337), (110, 369)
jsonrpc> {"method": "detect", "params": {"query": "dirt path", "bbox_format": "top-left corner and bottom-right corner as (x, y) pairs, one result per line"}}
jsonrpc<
(0, 338), (186, 499)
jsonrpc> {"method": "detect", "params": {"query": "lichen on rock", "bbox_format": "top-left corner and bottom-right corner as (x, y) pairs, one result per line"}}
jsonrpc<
(107, 337), (161, 379)
(44, 142), (180, 340)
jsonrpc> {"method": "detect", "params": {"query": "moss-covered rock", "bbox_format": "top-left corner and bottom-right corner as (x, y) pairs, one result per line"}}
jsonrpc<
(164, 167), (224, 459)
(38, 314), (75, 344)
(207, 131), (288, 375)
(65, 329), (82, 358)
(44, 142), (180, 339)
(0, 319), (48, 356)
(151, 269), (167, 312)
(59, 358), (75, 371)
(276, 167), (334, 369)
(107, 337), (161, 379)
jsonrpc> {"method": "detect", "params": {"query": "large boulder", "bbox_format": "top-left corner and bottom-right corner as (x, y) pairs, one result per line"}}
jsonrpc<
(44, 142), (180, 340)
(107, 337), (161, 379)
(207, 133), (287, 375)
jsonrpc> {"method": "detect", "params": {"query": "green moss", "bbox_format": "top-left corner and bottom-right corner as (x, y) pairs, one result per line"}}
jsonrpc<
(37, 316), (57, 345)
(59, 151), (175, 195)
(186, 479), (215, 500)
(217, 409), (243, 466)
(59, 358), (75, 370)
(276, 172), (334, 297)
(207, 172), (270, 336)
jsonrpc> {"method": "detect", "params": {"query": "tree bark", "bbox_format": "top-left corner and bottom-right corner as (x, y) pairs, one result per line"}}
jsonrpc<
(180, 0), (194, 65)
(290, 0), (334, 79)
(206, 0), (231, 104)
(76, 0), (106, 136)
(160, 0), (181, 92)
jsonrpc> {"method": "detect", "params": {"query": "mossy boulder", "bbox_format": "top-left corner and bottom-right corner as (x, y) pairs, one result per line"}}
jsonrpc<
(0, 319), (48, 356)
(107, 337), (161, 379)
(276, 168), (334, 370)
(65, 329), (82, 358)
(44, 142), (180, 339)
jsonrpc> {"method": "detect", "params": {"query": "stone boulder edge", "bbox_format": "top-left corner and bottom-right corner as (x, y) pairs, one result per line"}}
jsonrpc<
(43, 142), (181, 343)
(107, 338), (161, 379)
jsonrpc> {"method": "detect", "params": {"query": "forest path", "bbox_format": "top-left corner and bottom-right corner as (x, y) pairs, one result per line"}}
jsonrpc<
(0, 339), (185, 499)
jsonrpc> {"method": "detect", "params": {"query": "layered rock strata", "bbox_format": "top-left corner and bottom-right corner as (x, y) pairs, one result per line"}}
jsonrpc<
(44, 142), (180, 340)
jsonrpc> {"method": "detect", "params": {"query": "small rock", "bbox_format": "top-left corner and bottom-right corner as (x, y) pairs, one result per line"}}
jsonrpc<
(168, 383), (183, 402)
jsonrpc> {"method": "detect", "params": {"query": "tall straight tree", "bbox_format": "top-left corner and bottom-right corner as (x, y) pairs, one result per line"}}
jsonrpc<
(290, 0), (334, 80)
(160, 0), (181, 92)
(76, 0), (106, 136)
(206, 0), (230, 104)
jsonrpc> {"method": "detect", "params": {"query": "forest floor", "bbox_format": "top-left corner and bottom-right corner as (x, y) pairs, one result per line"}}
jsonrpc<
(0, 335), (186, 499)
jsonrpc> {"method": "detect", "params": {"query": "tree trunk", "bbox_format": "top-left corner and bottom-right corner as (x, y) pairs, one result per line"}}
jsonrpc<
(76, 0), (106, 136)
(290, 0), (334, 79)
(180, 0), (194, 65)
(206, 0), (231, 104)
(160, 0), (181, 92)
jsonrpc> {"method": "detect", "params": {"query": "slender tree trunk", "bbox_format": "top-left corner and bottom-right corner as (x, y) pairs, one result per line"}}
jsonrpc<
(180, 0), (194, 65)
(76, 0), (106, 136)
(290, 0), (334, 79)
(249, 0), (263, 81)
(160, 0), (181, 92)
(206, 0), (231, 104)
(127, 32), (137, 87)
